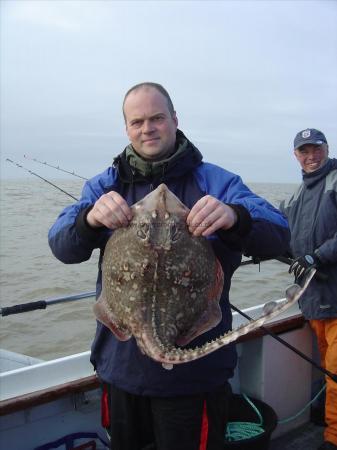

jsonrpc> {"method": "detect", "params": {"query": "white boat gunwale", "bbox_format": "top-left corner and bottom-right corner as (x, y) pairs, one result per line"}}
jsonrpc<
(0, 310), (306, 416)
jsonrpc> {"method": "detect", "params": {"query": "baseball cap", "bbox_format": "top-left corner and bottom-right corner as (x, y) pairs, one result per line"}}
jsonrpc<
(294, 128), (327, 150)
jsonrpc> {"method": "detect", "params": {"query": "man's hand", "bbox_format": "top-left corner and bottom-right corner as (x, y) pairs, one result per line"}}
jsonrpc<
(187, 195), (238, 237)
(86, 191), (132, 230)
(289, 254), (319, 283)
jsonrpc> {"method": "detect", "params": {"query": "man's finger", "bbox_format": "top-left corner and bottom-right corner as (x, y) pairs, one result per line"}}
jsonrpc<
(109, 192), (133, 221)
(200, 217), (226, 237)
(187, 198), (209, 224)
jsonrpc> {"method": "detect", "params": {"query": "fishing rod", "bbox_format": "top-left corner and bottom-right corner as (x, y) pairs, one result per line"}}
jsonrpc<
(0, 257), (293, 316)
(6, 158), (79, 201)
(230, 303), (337, 383)
(2, 287), (335, 384)
(23, 154), (88, 180)
(0, 291), (96, 317)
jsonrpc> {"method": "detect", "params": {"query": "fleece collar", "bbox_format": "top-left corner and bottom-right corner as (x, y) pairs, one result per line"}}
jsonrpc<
(125, 133), (189, 178)
(113, 129), (203, 184)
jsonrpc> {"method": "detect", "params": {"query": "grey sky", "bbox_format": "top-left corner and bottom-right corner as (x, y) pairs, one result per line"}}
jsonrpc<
(1, 0), (336, 183)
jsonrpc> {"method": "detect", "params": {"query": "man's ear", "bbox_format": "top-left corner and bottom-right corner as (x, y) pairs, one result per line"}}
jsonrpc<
(294, 150), (300, 163)
(125, 124), (131, 140)
(173, 112), (178, 127)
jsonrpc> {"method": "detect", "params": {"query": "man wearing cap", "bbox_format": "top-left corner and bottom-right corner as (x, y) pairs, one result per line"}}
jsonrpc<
(280, 129), (337, 450)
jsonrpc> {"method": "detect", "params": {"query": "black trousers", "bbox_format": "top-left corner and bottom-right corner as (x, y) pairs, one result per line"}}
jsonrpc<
(106, 382), (231, 450)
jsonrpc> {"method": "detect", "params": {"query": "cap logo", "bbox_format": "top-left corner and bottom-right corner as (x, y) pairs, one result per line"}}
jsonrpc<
(302, 130), (311, 138)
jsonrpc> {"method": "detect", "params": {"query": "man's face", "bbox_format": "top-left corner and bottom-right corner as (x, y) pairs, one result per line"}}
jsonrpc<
(124, 87), (178, 161)
(294, 144), (329, 173)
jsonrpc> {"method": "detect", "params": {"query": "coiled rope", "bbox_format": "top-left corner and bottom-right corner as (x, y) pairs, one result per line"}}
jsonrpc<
(225, 385), (326, 442)
(225, 394), (265, 442)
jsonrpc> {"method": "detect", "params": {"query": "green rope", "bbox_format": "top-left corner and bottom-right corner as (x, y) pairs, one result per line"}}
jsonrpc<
(225, 385), (327, 442)
(225, 421), (265, 442)
(225, 394), (265, 442)
(278, 383), (326, 424)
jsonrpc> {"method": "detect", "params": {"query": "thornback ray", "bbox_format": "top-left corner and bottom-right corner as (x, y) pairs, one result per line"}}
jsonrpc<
(93, 184), (315, 369)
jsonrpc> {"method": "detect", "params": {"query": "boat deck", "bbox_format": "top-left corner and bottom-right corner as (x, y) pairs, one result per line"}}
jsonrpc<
(270, 422), (324, 449)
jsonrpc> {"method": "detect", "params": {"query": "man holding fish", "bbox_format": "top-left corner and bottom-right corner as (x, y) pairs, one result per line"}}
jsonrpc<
(49, 82), (289, 450)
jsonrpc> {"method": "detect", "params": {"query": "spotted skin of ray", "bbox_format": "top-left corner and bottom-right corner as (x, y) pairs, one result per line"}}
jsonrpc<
(93, 184), (315, 369)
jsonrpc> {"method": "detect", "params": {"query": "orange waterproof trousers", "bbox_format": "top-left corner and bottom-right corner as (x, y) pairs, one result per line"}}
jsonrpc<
(310, 319), (337, 446)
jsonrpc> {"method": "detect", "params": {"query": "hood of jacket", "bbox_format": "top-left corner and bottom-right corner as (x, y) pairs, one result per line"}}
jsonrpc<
(112, 129), (203, 184)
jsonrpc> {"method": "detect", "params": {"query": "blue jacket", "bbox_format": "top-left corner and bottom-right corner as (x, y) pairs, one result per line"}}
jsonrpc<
(48, 131), (289, 396)
(280, 158), (337, 320)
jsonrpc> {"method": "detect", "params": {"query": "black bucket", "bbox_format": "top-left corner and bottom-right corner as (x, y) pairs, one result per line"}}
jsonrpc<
(224, 394), (278, 450)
